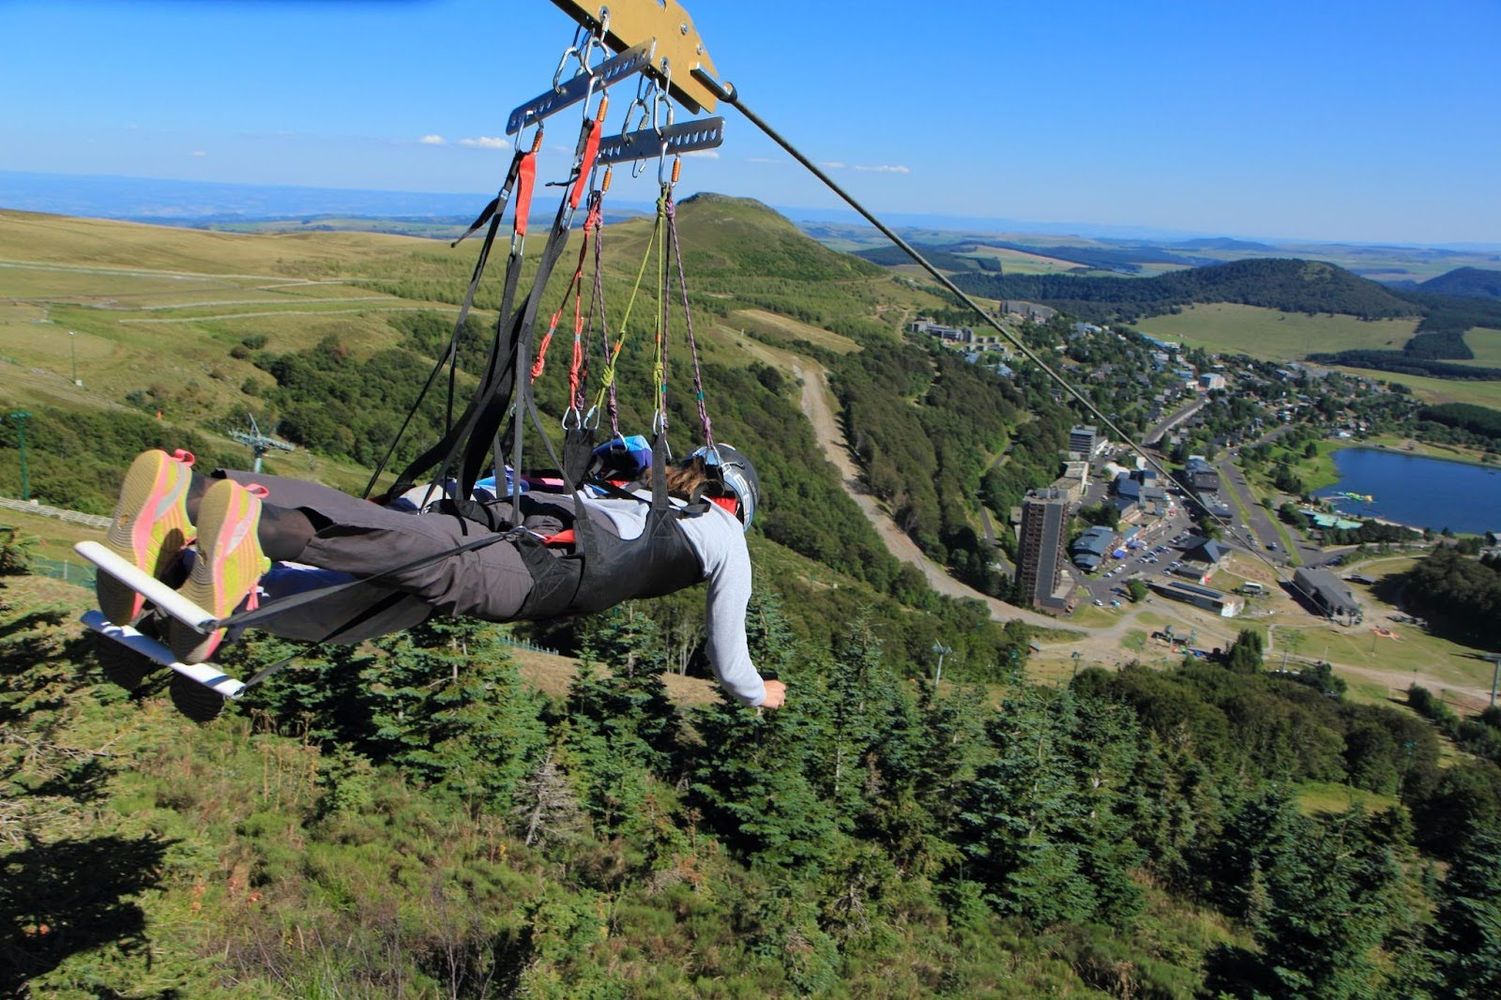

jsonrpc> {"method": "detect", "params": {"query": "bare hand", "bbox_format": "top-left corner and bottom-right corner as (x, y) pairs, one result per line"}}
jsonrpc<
(760, 679), (787, 709)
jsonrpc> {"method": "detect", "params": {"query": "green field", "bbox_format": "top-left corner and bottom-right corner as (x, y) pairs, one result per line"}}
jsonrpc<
(1455, 326), (1501, 367)
(1139, 303), (1420, 360)
(1330, 365), (1501, 409)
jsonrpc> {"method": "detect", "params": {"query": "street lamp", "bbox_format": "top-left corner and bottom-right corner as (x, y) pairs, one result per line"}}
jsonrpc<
(931, 640), (952, 689)
(8, 410), (31, 501)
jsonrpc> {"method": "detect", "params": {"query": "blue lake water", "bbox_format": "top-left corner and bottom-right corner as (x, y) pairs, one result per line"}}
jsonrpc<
(1314, 448), (1501, 534)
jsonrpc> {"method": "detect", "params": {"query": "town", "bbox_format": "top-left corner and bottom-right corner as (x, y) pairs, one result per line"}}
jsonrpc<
(911, 308), (1498, 673)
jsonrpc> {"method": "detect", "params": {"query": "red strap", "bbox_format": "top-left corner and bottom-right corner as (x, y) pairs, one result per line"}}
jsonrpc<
(569, 114), (604, 210)
(542, 529), (576, 547)
(514, 151), (537, 237)
(531, 309), (564, 381)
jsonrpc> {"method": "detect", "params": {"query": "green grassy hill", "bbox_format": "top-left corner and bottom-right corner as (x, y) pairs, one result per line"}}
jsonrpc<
(5, 204), (1501, 999)
(1138, 303), (1420, 360)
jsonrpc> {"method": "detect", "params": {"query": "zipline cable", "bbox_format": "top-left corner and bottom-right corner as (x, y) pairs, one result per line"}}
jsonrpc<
(692, 69), (1290, 585)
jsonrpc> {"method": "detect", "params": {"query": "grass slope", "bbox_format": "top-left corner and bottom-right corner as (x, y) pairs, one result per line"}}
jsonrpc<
(1137, 303), (1419, 360)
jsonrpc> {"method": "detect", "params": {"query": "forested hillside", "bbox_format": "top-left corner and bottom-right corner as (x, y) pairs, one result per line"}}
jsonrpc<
(1419, 266), (1501, 300)
(951, 259), (1417, 322)
(7, 205), (1501, 996)
(7, 567), (1501, 996)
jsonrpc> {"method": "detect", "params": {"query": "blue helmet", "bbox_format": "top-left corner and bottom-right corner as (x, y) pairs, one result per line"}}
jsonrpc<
(691, 443), (759, 531)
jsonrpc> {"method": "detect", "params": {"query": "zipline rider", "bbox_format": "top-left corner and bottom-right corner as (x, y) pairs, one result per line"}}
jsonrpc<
(96, 444), (787, 710)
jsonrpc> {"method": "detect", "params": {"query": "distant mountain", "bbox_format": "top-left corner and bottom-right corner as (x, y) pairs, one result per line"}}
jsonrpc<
(1172, 237), (1277, 252)
(1418, 266), (1501, 301)
(951, 258), (1417, 323)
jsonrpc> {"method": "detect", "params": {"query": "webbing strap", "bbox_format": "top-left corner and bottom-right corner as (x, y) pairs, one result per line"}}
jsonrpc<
(666, 194), (715, 448)
(568, 98), (606, 210)
(388, 148), (537, 501)
(514, 153), (537, 238)
(363, 148), (526, 500)
(487, 111), (603, 524)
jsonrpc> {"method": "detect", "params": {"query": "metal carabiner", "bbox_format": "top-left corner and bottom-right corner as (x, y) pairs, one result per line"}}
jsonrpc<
(582, 405), (601, 430)
(552, 45), (581, 93)
(561, 407), (583, 431)
(651, 62), (675, 138)
(514, 120), (543, 154)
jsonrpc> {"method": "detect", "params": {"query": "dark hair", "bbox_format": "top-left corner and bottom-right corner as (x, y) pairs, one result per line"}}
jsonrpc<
(664, 456), (714, 500)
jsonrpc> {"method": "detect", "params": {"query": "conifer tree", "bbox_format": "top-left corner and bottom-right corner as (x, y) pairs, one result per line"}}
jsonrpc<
(1426, 825), (1501, 997)
(815, 616), (887, 827)
(689, 693), (838, 872)
(354, 617), (546, 810)
(1257, 807), (1407, 999)
(1066, 692), (1146, 923)
(958, 684), (1097, 927)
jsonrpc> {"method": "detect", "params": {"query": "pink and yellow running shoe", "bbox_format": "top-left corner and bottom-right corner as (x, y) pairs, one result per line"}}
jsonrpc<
(169, 479), (271, 664)
(97, 449), (196, 626)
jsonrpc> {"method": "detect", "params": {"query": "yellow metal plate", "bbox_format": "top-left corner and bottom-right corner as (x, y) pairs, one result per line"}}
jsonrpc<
(548, 0), (719, 113)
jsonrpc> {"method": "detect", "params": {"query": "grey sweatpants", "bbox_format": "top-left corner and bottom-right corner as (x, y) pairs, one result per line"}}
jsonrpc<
(218, 470), (536, 642)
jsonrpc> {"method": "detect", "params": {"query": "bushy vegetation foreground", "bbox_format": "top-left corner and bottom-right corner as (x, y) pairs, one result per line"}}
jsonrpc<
(5, 569), (1501, 998)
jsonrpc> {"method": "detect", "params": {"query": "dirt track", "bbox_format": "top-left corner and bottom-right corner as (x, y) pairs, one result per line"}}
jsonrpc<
(787, 359), (1066, 631)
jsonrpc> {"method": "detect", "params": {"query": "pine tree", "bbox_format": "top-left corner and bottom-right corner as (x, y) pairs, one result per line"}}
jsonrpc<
(689, 691), (838, 872)
(1426, 825), (1501, 997)
(1066, 692), (1146, 924)
(813, 616), (888, 828)
(958, 684), (1097, 927)
(354, 617), (546, 811)
(1257, 807), (1407, 999)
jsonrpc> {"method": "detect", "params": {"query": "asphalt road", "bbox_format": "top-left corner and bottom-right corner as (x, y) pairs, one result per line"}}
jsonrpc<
(1215, 457), (1288, 564)
(1145, 399), (1206, 448)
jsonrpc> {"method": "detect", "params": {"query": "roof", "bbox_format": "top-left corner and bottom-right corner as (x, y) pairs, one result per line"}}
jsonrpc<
(1165, 581), (1229, 601)
(1071, 532), (1114, 556)
(1294, 567), (1361, 613)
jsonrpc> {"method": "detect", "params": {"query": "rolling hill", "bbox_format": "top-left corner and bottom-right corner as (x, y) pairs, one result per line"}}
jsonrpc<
(1420, 266), (1501, 300)
(951, 258), (1419, 323)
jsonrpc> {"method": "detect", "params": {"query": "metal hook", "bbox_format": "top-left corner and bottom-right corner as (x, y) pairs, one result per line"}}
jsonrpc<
(514, 120), (543, 153)
(552, 45), (581, 93)
(561, 407), (583, 431)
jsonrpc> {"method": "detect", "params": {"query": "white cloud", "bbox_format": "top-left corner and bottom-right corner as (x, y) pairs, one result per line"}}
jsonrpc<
(459, 136), (507, 149)
(748, 156), (780, 164)
(820, 160), (847, 170)
(854, 164), (911, 174)
(683, 149), (719, 159)
(191, 150), (207, 158)
(419, 134), (446, 146)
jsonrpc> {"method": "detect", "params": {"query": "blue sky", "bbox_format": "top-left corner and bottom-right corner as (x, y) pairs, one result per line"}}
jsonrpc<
(2, 0), (1498, 244)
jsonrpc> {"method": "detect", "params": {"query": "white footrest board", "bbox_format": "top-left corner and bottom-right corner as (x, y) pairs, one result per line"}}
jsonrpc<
(81, 610), (246, 699)
(74, 540), (217, 633)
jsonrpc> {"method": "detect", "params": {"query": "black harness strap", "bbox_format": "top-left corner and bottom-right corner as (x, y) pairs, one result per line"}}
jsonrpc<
(363, 149), (527, 501)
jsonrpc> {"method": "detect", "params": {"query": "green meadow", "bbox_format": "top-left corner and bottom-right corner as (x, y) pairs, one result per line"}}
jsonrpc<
(1138, 302), (1420, 360)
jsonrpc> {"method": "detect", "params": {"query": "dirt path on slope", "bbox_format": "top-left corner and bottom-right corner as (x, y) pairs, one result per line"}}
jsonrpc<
(788, 359), (1067, 631)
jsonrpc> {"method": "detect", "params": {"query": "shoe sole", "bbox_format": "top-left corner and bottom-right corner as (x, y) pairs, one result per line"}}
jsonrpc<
(169, 480), (269, 664)
(98, 450), (193, 625)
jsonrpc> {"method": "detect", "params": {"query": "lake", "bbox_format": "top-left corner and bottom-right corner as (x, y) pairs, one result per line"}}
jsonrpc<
(1315, 448), (1501, 535)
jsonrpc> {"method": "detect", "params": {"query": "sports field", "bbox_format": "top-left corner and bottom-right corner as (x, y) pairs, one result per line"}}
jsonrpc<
(1138, 303), (1420, 360)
